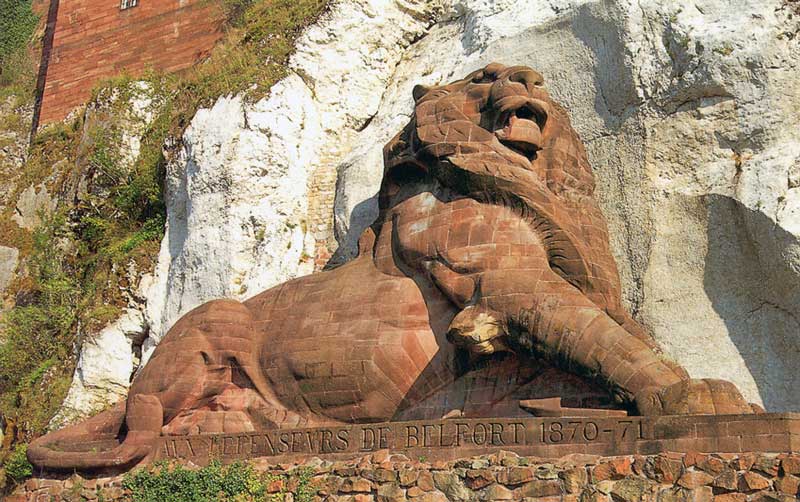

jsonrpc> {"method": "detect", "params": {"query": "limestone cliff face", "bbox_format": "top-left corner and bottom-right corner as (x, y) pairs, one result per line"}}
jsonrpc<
(61, 0), (800, 420)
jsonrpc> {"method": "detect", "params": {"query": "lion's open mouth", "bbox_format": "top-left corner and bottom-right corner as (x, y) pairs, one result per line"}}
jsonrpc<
(493, 97), (549, 161)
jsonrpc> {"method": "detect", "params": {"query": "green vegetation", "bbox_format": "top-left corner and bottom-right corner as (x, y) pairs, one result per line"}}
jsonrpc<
(0, 0), (38, 121)
(0, 0), (38, 76)
(2, 444), (33, 485)
(713, 43), (734, 56)
(122, 461), (317, 502)
(123, 461), (267, 502)
(0, 214), (78, 437)
(291, 467), (316, 502)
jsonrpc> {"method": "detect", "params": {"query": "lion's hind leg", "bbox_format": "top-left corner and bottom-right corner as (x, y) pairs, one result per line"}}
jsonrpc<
(148, 299), (316, 433)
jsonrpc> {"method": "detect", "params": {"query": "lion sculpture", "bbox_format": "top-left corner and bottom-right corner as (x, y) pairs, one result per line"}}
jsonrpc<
(28, 63), (757, 472)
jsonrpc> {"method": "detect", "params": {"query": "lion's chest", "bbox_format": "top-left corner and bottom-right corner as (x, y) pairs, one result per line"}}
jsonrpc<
(391, 192), (547, 272)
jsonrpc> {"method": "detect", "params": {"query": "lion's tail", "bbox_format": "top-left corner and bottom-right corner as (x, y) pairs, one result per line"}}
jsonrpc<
(27, 399), (155, 472)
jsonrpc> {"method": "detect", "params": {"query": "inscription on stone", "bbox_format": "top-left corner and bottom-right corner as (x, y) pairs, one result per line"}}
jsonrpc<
(155, 417), (651, 463)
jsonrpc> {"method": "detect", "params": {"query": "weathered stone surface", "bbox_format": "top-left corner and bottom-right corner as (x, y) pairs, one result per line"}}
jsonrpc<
(11, 184), (56, 230)
(774, 474), (800, 496)
(376, 482), (407, 502)
(741, 471), (772, 491)
(754, 455), (782, 477)
(398, 469), (419, 487)
(341, 477), (373, 493)
(782, 455), (800, 475)
(496, 467), (534, 486)
(610, 477), (649, 502)
(515, 479), (562, 498)
(696, 455), (725, 476)
(416, 470), (435, 492)
(592, 457), (633, 481)
(49, 309), (146, 429)
(432, 471), (472, 501)
(677, 471), (714, 489)
(715, 494), (747, 502)
(653, 455), (684, 483)
(463, 469), (494, 490)
(713, 469), (740, 491)
(0, 244), (18, 296)
(560, 467), (588, 493)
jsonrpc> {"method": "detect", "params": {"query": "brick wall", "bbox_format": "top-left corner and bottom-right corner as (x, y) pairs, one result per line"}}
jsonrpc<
(36, 0), (225, 125)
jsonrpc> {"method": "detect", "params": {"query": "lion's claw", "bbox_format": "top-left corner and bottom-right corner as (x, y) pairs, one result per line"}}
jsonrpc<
(446, 306), (512, 356)
(636, 378), (755, 416)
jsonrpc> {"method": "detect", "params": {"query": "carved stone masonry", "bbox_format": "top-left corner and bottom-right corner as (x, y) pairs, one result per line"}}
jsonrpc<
(28, 64), (761, 473)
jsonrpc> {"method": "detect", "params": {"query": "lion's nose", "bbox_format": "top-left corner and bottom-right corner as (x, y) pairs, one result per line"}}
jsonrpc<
(506, 67), (544, 92)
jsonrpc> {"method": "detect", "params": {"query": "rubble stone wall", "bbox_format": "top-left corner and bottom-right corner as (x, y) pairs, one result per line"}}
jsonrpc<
(9, 450), (800, 501)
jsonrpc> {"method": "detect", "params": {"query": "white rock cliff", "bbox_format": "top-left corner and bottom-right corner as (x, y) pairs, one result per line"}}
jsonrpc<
(62, 0), (800, 420)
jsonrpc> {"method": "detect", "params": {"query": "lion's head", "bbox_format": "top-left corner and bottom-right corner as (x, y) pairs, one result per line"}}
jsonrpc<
(382, 63), (596, 202)
(377, 63), (627, 324)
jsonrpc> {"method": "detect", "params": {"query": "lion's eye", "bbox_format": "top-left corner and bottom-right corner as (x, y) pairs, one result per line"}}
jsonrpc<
(472, 71), (494, 84)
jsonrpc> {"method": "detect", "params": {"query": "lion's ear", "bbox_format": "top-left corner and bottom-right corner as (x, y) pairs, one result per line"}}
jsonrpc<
(412, 84), (432, 102)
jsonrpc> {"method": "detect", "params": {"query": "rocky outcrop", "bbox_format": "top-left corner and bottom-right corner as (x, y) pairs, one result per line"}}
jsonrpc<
(46, 83), (165, 424)
(10, 184), (56, 230)
(0, 246), (18, 297)
(48, 309), (146, 430)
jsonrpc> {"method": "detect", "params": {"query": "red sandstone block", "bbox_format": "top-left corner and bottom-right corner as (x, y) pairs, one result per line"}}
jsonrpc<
(741, 434), (791, 453)
(655, 419), (696, 439)
(697, 456), (726, 475)
(728, 420), (773, 437)
(696, 421), (728, 438)
(713, 469), (739, 491)
(715, 435), (743, 453)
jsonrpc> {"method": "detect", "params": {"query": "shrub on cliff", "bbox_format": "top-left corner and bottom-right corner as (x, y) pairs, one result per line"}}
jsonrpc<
(2, 444), (33, 485)
(0, 214), (78, 438)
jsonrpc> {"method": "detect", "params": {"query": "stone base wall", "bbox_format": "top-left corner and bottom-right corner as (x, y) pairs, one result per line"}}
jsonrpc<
(9, 450), (800, 501)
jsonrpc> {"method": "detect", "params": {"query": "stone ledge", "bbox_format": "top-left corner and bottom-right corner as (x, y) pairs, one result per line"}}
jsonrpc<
(150, 413), (800, 466)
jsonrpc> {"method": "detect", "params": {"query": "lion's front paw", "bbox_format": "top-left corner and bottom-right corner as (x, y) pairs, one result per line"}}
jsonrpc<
(446, 306), (511, 356)
(635, 379), (758, 416)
